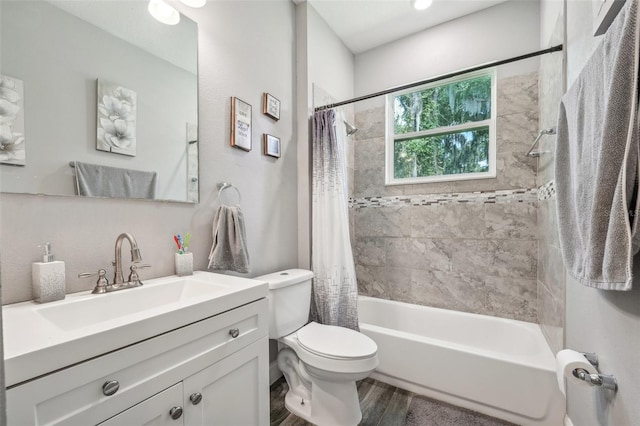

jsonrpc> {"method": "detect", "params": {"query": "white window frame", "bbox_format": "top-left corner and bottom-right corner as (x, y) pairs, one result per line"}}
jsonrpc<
(385, 68), (497, 186)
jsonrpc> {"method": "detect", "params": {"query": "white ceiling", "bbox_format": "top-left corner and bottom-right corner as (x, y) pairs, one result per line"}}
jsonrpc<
(308, 0), (512, 54)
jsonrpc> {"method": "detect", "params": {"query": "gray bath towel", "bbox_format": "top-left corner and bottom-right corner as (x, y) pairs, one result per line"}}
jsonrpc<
(207, 205), (250, 273)
(555, 0), (640, 290)
(74, 161), (157, 199)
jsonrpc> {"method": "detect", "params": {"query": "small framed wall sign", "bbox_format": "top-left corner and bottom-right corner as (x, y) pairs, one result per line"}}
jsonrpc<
(231, 97), (252, 151)
(262, 92), (280, 121)
(263, 134), (281, 158)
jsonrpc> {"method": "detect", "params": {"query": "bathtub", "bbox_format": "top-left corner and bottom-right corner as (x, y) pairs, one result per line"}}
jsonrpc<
(358, 296), (565, 426)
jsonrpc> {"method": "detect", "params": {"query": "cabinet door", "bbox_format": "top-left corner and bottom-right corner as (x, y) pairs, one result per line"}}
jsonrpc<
(183, 337), (269, 426)
(99, 383), (185, 426)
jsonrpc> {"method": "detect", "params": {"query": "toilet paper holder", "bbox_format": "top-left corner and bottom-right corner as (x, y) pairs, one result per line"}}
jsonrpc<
(572, 353), (618, 391)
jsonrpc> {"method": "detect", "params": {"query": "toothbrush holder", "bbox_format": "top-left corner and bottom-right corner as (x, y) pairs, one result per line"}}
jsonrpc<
(175, 252), (193, 276)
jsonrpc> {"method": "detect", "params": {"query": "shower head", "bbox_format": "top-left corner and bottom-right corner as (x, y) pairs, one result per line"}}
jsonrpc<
(344, 121), (358, 136)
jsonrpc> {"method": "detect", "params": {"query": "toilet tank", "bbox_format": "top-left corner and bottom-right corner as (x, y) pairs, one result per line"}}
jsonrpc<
(254, 269), (314, 339)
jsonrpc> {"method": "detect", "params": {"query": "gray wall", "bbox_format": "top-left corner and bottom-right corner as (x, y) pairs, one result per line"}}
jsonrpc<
(564, 1), (640, 425)
(1, 0), (298, 305)
(352, 73), (540, 322)
(296, 2), (355, 270)
(354, 1), (541, 105)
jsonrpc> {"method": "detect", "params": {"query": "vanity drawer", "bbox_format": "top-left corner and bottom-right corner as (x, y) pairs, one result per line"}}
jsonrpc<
(7, 298), (267, 426)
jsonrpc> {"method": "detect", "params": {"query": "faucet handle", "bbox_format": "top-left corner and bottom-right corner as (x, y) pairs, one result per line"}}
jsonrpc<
(128, 264), (150, 286)
(79, 269), (109, 294)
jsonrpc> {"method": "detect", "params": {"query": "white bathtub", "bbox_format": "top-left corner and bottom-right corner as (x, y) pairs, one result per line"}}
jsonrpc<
(358, 296), (565, 426)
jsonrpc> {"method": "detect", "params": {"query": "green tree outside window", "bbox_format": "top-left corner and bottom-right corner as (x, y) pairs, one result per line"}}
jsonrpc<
(388, 72), (495, 182)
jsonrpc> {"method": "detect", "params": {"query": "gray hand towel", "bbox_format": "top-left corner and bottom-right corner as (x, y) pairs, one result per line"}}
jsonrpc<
(555, 0), (640, 290)
(74, 161), (157, 199)
(207, 205), (250, 273)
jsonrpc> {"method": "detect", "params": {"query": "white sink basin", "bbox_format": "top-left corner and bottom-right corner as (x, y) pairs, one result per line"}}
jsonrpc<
(37, 276), (230, 331)
(3, 271), (267, 387)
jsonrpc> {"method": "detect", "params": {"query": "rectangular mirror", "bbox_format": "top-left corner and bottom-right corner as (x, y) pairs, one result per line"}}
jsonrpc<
(0, 0), (199, 203)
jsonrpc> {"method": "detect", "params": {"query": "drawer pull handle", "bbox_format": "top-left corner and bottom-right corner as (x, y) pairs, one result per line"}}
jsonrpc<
(229, 328), (240, 338)
(169, 406), (183, 420)
(102, 380), (120, 396)
(190, 392), (203, 405)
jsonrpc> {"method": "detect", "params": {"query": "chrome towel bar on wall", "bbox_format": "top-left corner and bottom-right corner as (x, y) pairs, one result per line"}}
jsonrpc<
(526, 128), (557, 158)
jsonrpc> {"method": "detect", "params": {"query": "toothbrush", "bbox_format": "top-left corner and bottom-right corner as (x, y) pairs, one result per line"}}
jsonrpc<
(173, 235), (182, 253)
(184, 233), (191, 253)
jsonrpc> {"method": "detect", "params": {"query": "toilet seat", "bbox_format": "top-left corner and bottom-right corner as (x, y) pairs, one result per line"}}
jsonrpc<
(280, 322), (378, 375)
(296, 322), (377, 360)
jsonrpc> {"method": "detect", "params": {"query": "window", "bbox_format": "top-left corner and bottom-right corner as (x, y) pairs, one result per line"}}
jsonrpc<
(385, 69), (496, 185)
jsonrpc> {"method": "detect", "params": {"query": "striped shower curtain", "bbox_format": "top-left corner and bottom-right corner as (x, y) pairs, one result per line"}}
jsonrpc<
(311, 108), (359, 330)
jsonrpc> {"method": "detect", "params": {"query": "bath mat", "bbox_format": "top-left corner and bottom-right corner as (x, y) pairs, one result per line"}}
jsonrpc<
(404, 395), (516, 426)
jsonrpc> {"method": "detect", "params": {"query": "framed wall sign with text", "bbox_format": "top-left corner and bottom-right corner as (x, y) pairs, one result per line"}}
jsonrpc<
(263, 93), (280, 121)
(231, 97), (252, 151)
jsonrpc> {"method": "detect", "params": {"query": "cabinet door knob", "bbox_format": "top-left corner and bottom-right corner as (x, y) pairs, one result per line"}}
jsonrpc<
(189, 392), (203, 405)
(169, 406), (183, 420)
(229, 328), (240, 338)
(102, 380), (120, 396)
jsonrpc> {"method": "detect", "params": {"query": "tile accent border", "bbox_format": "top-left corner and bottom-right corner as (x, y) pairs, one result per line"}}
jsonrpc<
(349, 188), (538, 209)
(348, 179), (555, 209)
(538, 180), (555, 201)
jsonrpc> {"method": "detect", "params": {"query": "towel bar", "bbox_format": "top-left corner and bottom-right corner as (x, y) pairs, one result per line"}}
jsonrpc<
(218, 182), (241, 206)
(526, 128), (556, 158)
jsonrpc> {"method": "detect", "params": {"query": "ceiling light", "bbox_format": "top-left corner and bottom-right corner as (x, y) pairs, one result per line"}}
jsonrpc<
(180, 0), (207, 8)
(412, 0), (433, 11)
(148, 0), (180, 25)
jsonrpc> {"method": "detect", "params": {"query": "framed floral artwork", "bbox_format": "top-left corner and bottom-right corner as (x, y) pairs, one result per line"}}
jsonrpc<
(0, 75), (26, 166)
(97, 79), (137, 156)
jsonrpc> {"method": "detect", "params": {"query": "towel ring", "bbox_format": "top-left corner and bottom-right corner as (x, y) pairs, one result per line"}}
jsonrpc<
(218, 182), (241, 206)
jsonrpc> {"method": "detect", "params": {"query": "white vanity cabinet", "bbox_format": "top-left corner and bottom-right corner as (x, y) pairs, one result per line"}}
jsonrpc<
(6, 298), (270, 426)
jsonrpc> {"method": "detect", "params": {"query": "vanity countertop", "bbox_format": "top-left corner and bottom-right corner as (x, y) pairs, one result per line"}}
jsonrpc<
(2, 271), (267, 387)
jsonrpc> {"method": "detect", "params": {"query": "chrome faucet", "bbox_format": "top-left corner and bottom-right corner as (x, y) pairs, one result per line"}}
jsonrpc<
(78, 233), (150, 293)
(113, 232), (142, 285)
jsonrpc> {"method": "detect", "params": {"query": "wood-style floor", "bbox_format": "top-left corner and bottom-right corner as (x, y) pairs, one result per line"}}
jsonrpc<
(270, 377), (517, 426)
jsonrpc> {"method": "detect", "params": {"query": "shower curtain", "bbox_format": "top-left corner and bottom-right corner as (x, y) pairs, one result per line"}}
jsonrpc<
(311, 108), (359, 330)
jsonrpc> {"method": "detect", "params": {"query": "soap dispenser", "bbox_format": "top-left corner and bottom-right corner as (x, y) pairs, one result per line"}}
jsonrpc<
(32, 242), (66, 303)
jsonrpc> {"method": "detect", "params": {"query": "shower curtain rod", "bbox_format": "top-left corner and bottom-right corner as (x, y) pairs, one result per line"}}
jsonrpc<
(314, 44), (563, 112)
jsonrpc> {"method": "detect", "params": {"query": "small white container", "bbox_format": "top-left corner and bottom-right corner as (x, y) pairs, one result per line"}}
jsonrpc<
(175, 252), (193, 276)
(32, 243), (66, 303)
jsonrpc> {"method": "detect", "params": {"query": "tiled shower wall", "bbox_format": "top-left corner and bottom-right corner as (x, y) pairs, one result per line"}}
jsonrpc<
(536, 17), (565, 354)
(352, 72), (540, 322)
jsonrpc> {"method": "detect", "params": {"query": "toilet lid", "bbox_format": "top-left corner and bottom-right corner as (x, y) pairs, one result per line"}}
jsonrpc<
(296, 322), (377, 360)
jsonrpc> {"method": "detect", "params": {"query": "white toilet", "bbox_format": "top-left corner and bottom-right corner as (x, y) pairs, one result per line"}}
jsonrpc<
(256, 269), (378, 426)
